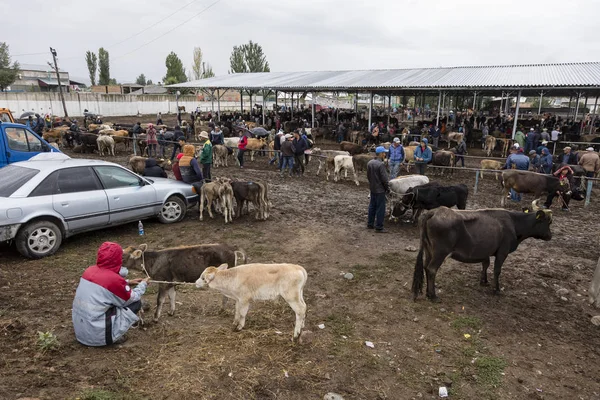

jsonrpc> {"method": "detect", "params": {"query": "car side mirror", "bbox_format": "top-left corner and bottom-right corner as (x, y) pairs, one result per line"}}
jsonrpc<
(42, 143), (51, 152)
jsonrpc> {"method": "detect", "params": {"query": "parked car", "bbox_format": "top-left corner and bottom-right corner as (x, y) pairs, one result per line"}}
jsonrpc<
(0, 121), (61, 167)
(0, 157), (198, 259)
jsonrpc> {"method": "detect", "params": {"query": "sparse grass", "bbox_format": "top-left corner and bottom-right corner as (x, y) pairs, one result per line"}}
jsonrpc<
(377, 252), (404, 268)
(349, 263), (372, 280)
(326, 312), (355, 337)
(75, 389), (141, 400)
(37, 330), (59, 352)
(451, 315), (483, 331)
(475, 356), (507, 387)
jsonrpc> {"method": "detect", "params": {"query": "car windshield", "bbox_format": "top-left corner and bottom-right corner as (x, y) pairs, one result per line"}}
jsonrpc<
(0, 165), (39, 197)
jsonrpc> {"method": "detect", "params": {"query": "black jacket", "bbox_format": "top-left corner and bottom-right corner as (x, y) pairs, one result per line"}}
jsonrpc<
(173, 128), (185, 141)
(367, 158), (389, 194)
(281, 140), (294, 157)
(132, 124), (142, 135)
(143, 159), (167, 178)
(292, 137), (307, 156)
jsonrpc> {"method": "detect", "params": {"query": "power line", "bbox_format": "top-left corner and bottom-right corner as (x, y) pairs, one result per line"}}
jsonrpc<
(113, 0), (223, 61)
(107, 0), (203, 49)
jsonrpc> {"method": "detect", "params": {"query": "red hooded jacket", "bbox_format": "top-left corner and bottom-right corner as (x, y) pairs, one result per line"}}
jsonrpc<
(81, 242), (131, 301)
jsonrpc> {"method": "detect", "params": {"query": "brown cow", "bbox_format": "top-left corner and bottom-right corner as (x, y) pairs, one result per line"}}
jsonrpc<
(485, 136), (497, 156)
(128, 156), (171, 175)
(352, 154), (373, 174)
(340, 141), (364, 155)
(479, 159), (503, 180)
(213, 144), (229, 167)
(246, 138), (267, 161)
(501, 169), (566, 207)
(122, 244), (246, 321)
(446, 132), (464, 149)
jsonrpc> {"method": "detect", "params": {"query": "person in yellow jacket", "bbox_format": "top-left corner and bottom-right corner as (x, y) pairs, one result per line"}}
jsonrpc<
(199, 131), (212, 182)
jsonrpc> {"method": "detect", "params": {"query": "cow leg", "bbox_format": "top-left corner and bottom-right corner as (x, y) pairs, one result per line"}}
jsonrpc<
(207, 194), (215, 219)
(352, 167), (359, 186)
(234, 300), (250, 331)
(167, 286), (176, 316)
(480, 258), (490, 286)
(493, 254), (508, 293)
(425, 254), (446, 301)
(154, 284), (168, 321)
(199, 191), (205, 221)
(282, 292), (307, 340)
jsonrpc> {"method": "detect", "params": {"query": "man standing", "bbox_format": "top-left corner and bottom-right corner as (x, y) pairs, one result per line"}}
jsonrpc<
(514, 127), (526, 149)
(292, 130), (307, 176)
(280, 134), (295, 177)
(455, 136), (467, 167)
(388, 137), (405, 179)
(578, 147), (600, 178)
(210, 126), (224, 146)
(539, 148), (553, 174)
(430, 124), (441, 148)
(504, 146), (530, 201)
(72, 242), (149, 346)
(199, 131), (212, 182)
(170, 125), (185, 161)
(367, 146), (390, 233)
(237, 131), (248, 169)
(414, 138), (432, 175)
(525, 128), (535, 153)
(551, 126), (560, 143)
(561, 146), (577, 165)
(270, 130), (283, 168)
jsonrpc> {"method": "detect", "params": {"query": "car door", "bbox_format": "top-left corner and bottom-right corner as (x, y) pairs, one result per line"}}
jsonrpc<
(3, 126), (49, 164)
(49, 167), (110, 232)
(93, 166), (159, 224)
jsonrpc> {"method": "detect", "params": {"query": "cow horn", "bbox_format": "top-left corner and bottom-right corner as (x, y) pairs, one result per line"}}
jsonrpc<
(531, 198), (542, 212)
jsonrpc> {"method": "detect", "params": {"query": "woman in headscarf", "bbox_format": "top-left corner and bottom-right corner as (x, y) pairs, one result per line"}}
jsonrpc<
(178, 144), (204, 192)
(146, 123), (158, 158)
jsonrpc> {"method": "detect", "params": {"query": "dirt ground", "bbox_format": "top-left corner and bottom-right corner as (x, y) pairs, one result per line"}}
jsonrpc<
(1, 124), (600, 400)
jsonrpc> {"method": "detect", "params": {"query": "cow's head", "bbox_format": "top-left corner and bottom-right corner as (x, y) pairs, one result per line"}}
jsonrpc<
(531, 210), (553, 241)
(122, 244), (148, 270)
(391, 192), (415, 218)
(195, 263), (228, 289)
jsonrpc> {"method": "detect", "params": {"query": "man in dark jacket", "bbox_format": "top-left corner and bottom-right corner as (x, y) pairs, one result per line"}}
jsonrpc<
(561, 146), (577, 165)
(33, 113), (44, 134)
(270, 131), (283, 168)
(143, 158), (167, 178)
(367, 146), (390, 233)
(132, 122), (142, 136)
(170, 125), (185, 161)
(280, 134), (295, 177)
(292, 131), (307, 176)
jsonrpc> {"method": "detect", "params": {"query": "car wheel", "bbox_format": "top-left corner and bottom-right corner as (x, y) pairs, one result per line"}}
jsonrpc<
(16, 220), (63, 259)
(158, 196), (186, 224)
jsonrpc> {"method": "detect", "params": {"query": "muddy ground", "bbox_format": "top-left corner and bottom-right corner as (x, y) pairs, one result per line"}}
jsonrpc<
(1, 125), (600, 400)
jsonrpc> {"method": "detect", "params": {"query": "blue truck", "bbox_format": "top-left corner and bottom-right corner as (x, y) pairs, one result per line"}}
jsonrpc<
(0, 121), (61, 167)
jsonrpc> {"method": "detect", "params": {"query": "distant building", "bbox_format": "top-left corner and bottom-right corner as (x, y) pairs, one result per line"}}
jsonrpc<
(10, 64), (83, 92)
(130, 85), (169, 95)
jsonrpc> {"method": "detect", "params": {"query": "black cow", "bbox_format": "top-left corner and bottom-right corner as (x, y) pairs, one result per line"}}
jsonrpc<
(412, 206), (553, 301)
(74, 132), (98, 153)
(231, 181), (269, 220)
(392, 183), (468, 223)
(432, 151), (455, 176)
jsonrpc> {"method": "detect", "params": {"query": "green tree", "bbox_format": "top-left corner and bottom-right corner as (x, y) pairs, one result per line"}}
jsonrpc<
(530, 97), (552, 111)
(85, 50), (97, 86)
(135, 73), (147, 86)
(0, 42), (20, 91)
(229, 41), (270, 73)
(192, 47), (203, 80)
(98, 47), (110, 85)
(202, 62), (215, 78)
(146, 79), (153, 85)
(164, 52), (187, 84)
(109, 78), (118, 85)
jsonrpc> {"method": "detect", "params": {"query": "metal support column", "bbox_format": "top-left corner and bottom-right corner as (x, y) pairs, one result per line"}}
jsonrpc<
(538, 91), (544, 115)
(290, 92), (293, 119)
(217, 89), (221, 121)
(211, 90), (215, 116)
(311, 92), (315, 128)
(240, 90), (244, 113)
(262, 90), (266, 125)
(436, 90), (442, 127)
(580, 95), (588, 133)
(499, 91), (504, 115)
(511, 90), (522, 140)
(387, 94), (391, 126)
(336, 93), (339, 124)
(566, 95), (573, 119)
(590, 97), (599, 133)
(472, 91), (477, 113)
(421, 93), (425, 121)
(368, 92), (373, 131)
(574, 92), (581, 121)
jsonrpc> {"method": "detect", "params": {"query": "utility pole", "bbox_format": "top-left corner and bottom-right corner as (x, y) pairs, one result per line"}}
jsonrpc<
(49, 47), (68, 118)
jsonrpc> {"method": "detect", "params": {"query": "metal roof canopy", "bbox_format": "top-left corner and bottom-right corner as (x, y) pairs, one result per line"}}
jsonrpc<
(167, 62), (600, 96)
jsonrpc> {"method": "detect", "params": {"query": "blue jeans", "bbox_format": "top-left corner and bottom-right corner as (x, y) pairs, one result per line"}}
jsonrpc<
(455, 155), (464, 167)
(337, 133), (344, 143)
(510, 189), (521, 201)
(389, 160), (401, 179)
(368, 192), (386, 230)
(281, 156), (294, 174)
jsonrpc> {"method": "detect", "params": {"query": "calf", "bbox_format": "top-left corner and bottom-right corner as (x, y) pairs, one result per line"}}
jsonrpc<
(340, 141), (364, 155)
(75, 132), (99, 153)
(195, 263), (307, 340)
(412, 207), (552, 301)
(246, 137), (267, 161)
(122, 244), (246, 321)
(332, 155), (359, 186)
(393, 183), (468, 223)
(200, 180), (224, 221)
(388, 175), (430, 220)
(220, 178), (235, 224)
(232, 181), (266, 220)
(310, 148), (349, 177)
(97, 135), (115, 156)
(446, 132), (463, 149)
(501, 170), (566, 207)
(352, 154), (372, 174)
(432, 151), (455, 176)
(213, 144), (229, 167)
(485, 136), (497, 156)
(479, 159), (503, 180)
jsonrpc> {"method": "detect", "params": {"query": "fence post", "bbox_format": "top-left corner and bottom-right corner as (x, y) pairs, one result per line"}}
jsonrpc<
(133, 134), (137, 156)
(585, 179), (593, 207)
(474, 170), (479, 194)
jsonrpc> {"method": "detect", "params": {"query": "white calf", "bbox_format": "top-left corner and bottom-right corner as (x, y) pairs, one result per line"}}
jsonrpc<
(213, 144), (228, 167)
(333, 155), (359, 186)
(220, 179), (235, 224)
(196, 263), (307, 340)
(387, 175), (430, 220)
(97, 135), (115, 156)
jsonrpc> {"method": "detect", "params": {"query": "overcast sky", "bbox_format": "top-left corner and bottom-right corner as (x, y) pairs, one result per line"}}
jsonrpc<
(3, 0), (599, 85)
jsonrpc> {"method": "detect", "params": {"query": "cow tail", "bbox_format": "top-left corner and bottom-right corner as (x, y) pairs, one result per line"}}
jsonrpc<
(412, 211), (433, 300)
(234, 249), (247, 267)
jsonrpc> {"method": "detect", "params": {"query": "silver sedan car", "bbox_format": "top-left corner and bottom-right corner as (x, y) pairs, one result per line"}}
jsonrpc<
(0, 158), (198, 258)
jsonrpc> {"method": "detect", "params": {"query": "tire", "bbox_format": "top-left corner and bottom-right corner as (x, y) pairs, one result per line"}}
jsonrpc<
(15, 220), (63, 259)
(158, 196), (186, 224)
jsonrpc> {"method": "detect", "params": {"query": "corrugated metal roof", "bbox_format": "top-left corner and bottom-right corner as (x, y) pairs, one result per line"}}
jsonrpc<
(38, 78), (60, 86)
(168, 62), (600, 91)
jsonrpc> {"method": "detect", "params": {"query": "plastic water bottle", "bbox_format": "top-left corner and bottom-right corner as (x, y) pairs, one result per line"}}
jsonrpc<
(138, 221), (144, 236)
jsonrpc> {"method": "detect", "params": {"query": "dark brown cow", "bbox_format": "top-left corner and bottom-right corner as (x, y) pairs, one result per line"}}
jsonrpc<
(128, 156), (172, 175)
(412, 207), (552, 301)
(432, 151), (455, 176)
(340, 141), (365, 155)
(231, 181), (269, 220)
(122, 244), (246, 321)
(501, 170), (567, 207)
(352, 154), (373, 174)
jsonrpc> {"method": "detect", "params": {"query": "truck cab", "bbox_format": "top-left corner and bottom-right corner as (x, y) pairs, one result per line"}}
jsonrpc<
(0, 122), (61, 167)
(0, 108), (15, 123)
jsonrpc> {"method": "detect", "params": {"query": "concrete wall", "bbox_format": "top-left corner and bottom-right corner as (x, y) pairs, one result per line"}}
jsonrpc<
(1, 92), (279, 117)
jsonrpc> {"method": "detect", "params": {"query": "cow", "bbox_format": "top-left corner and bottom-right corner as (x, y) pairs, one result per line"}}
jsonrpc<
(128, 156), (171, 175)
(97, 134), (115, 156)
(412, 206), (552, 301)
(196, 263), (307, 340)
(213, 144), (229, 167)
(332, 155), (359, 186)
(110, 129), (130, 151)
(403, 145), (432, 172)
(231, 181), (268, 220)
(122, 244), (246, 321)
(589, 256), (600, 308)
(340, 141), (365, 155)
(199, 180), (224, 221)
(498, 138), (513, 157)
(432, 151), (455, 176)
(387, 175), (430, 220)
(311, 148), (350, 177)
(352, 154), (373, 174)
(42, 126), (69, 143)
(220, 178), (235, 224)
(392, 183), (469, 223)
(74, 132), (99, 153)
(349, 130), (363, 144)
(479, 159), (503, 180)
(485, 136), (497, 156)
(446, 132), (464, 149)
(245, 138), (267, 161)
(501, 170), (567, 207)
(311, 127), (330, 143)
